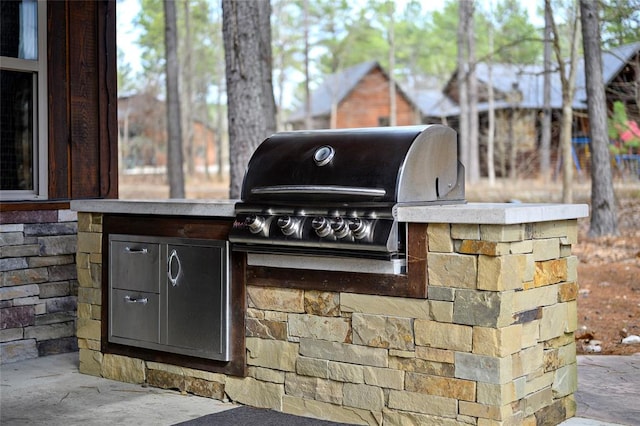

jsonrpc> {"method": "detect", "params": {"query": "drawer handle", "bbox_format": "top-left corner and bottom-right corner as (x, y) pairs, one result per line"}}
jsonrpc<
(124, 295), (148, 304)
(125, 247), (148, 254)
(168, 249), (182, 287)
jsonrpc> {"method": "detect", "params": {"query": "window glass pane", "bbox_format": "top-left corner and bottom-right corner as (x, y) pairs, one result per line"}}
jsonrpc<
(0, 0), (38, 60)
(0, 70), (34, 191)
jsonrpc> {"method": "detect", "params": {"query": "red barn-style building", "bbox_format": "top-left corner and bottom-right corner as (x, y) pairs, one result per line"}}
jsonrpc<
(287, 61), (421, 130)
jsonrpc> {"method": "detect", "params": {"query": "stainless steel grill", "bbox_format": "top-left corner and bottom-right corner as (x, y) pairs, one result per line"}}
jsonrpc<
(229, 125), (465, 271)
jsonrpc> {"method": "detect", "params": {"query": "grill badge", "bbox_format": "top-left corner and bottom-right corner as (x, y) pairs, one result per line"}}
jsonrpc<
(313, 146), (334, 166)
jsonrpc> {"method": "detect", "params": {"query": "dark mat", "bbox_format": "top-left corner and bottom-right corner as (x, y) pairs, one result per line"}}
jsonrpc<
(174, 406), (353, 425)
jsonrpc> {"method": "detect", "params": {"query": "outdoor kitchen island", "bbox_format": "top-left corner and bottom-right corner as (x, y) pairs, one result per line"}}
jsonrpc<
(72, 198), (588, 426)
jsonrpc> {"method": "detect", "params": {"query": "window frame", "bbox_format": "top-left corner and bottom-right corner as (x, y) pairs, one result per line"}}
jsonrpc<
(0, 0), (48, 201)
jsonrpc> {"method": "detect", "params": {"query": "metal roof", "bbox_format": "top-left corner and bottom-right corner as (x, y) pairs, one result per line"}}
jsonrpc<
(287, 42), (640, 121)
(573, 41), (640, 106)
(416, 42), (640, 118)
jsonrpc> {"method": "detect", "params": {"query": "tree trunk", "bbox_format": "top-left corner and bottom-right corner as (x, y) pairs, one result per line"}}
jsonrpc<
(467, 0), (479, 183)
(202, 102), (210, 179)
(561, 102), (574, 203)
(457, 1), (470, 175)
(213, 6), (226, 181)
(274, 5), (286, 131)
(487, 77), (495, 185)
(122, 99), (129, 173)
(222, 0), (275, 199)
(547, 0), (580, 204)
(509, 107), (516, 179)
(487, 6), (495, 186)
(579, 0), (618, 236)
(541, 2), (552, 183)
(182, 0), (195, 176)
(388, 3), (396, 127)
(216, 73), (225, 181)
(499, 111), (506, 177)
(457, 0), (478, 182)
(303, 0), (312, 129)
(164, 0), (185, 198)
(330, 101), (338, 129)
(257, 0), (277, 137)
(563, 10), (581, 204)
(272, 0), (295, 132)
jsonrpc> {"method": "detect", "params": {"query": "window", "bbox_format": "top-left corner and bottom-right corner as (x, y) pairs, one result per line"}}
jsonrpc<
(0, 0), (47, 200)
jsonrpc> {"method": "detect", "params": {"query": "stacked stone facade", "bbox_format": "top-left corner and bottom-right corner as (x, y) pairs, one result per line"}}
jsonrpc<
(1, 209), (78, 363)
(76, 211), (579, 425)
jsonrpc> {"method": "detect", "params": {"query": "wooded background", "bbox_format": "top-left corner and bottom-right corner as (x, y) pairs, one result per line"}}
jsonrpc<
(117, 0), (639, 236)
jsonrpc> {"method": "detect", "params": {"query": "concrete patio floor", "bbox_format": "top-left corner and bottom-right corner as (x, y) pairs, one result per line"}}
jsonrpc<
(1, 352), (638, 425)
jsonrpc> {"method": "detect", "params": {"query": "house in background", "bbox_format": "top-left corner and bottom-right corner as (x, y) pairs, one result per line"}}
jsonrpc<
(118, 93), (166, 171)
(574, 41), (640, 123)
(413, 63), (561, 177)
(117, 94), (218, 175)
(411, 41), (640, 177)
(1, 1), (116, 363)
(287, 61), (421, 130)
(573, 41), (640, 171)
(289, 43), (639, 177)
(191, 119), (219, 175)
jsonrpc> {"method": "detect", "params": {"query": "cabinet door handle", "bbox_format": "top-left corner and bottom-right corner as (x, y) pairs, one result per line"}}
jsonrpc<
(124, 295), (148, 304)
(168, 249), (182, 287)
(125, 247), (148, 254)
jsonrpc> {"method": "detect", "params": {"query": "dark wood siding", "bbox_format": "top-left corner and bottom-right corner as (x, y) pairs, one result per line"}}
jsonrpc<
(3, 0), (117, 211)
(69, 3), (101, 197)
(47, 1), (70, 200)
(98, 0), (118, 198)
(64, 0), (117, 200)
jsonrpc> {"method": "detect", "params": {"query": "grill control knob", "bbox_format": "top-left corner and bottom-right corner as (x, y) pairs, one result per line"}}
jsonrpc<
(277, 215), (298, 236)
(330, 217), (350, 239)
(348, 218), (369, 239)
(245, 215), (266, 234)
(311, 216), (332, 237)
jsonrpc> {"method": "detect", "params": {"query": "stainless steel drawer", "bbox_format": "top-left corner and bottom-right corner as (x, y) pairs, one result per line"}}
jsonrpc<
(110, 238), (160, 293)
(110, 289), (160, 344)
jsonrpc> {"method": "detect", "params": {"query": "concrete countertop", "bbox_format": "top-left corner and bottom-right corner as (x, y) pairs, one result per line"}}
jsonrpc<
(394, 202), (589, 224)
(71, 199), (589, 224)
(70, 199), (238, 217)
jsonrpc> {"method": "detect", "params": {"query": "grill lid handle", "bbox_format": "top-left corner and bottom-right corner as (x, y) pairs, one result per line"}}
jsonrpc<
(250, 185), (386, 197)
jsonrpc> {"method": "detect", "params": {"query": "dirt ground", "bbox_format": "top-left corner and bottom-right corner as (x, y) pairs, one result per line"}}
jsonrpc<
(120, 174), (640, 356)
(572, 199), (640, 355)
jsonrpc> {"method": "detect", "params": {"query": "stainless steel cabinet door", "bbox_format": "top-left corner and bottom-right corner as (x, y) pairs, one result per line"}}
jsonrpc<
(164, 241), (229, 360)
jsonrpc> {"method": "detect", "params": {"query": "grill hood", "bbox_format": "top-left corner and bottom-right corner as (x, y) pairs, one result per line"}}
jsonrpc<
(240, 125), (465, 205)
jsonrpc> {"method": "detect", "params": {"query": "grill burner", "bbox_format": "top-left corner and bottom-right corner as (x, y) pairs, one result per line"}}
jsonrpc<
(229, 125), (465, 266)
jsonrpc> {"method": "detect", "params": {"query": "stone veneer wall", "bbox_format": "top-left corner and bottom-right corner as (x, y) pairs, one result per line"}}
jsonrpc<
(77, 212), (579, 426)
(1, 209), (79, 363)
